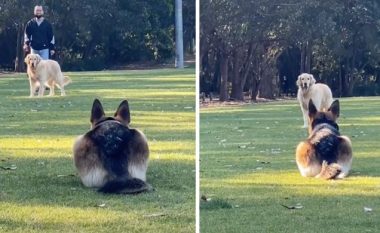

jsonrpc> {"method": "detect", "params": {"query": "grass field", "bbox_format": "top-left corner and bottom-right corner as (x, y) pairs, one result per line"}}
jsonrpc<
(0, 68), (195, 233)
(200, 97), (380, 233)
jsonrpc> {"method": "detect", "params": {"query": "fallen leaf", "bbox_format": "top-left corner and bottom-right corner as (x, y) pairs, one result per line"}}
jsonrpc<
(281, 204), (303, 209)
(0, 165), (17, 170)
(201, 195), (212, 202)
(143, 213), (167, 218)
(57, 174), (75, 177)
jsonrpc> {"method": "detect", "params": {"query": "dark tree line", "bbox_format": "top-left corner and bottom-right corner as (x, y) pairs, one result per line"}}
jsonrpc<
(200, 0), (380, 100)
(0, 0), (195, 71)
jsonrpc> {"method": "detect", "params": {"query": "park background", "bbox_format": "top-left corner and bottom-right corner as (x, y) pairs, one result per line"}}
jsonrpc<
(200, 0), (380, 100)
(0, 0), (195, 71)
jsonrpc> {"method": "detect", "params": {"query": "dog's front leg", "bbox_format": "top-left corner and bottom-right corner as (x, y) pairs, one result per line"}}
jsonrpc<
(29, 79), (38, 97)
(29, 79), (35, 97)
(301, 107), (308, 128)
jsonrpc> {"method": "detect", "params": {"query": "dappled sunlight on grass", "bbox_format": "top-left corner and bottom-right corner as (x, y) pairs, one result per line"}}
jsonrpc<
(0, 69), (195, 233)
(0, 203), (127, 225)
(209, 171), (380, 197)
(201, 97), (380, 232)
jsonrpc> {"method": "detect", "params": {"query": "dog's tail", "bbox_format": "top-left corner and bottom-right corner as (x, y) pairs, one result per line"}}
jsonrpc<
(98, 176), (153, 194)
(63, 76), (72, 86)
(316, 160), (342, 179)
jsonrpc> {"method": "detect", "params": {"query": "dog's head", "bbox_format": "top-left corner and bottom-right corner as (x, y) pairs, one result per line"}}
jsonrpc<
(308, 99), (340, 134)
(90, 99), (131, 129)
(24, 54), (42, 69)
(297, 73), (316, 91)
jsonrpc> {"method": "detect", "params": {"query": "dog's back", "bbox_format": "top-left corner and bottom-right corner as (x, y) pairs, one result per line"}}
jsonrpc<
(309, 83), (333, 110)
(296, 99), (352, 179)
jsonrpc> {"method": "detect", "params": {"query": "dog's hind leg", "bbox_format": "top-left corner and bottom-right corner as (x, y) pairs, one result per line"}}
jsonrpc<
(37, 82), (46, 97)
(48, 80), (55, 96)
(335, 136), (353, 179)
(60, 87), (66, 96)
(58, 78), (66, 96)
(316, 160), (341, 179)
(296, 141), (321, 177)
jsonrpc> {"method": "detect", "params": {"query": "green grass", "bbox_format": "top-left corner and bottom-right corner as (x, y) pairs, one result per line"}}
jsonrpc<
(0, 68), (195, 233)
(200, 97), (380, 233)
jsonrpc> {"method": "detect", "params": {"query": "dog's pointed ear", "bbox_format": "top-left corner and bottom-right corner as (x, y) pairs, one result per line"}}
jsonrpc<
(114, 100), (131, 125)
(310, 74), (316, 85)
(328, 100), (340, 118)
(91, 99), (105, 125)
(308, 99), (318, 118)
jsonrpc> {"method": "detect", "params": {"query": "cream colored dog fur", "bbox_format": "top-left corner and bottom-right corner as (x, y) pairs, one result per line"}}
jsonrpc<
(24, 54), (71, 97)
(296, 73), (333, 128)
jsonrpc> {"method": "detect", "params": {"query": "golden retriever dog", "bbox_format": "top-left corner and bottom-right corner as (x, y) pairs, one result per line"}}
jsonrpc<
(24, 54), (71, 97)
(297, 73), (333, 128)
(296, 99), (352, 179)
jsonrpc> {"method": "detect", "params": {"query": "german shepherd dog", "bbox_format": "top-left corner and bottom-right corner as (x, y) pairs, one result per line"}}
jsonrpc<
(73, 99), (152, 194)
(296, 99), (353, 179)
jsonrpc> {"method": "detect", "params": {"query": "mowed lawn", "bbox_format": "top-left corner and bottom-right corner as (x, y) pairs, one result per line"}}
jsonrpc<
(200, 97), (380, 233)
(0, 68), (195, 233)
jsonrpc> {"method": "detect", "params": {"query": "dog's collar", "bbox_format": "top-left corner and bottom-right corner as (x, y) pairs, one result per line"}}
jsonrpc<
(312, 122), (340, 135)
(93, 117), (124, 128)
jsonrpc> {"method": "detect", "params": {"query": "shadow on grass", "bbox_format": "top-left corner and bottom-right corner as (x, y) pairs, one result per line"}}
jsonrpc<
(0, 156), (195, 209)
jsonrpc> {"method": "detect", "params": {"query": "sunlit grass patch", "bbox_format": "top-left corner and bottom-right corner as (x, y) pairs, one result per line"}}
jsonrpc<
(200, 97), (380, 233)
(0, 68), (195, 233)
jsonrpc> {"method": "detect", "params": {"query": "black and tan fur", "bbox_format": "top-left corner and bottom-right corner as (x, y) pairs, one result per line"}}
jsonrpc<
(73, 99), (151, 194)
(296, 99), (352, 179)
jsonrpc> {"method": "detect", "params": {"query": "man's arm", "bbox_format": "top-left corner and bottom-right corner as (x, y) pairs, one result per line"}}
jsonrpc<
(47, 22), (55, 54)
(23, 21), (31, 52)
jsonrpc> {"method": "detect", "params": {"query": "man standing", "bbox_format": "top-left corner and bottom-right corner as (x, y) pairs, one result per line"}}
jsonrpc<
(23, 5), (55, 60)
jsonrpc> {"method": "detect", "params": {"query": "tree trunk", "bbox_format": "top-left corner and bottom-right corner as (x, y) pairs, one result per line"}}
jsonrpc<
(300, 41), (312, 74)
(15, 24), (25, 72)
(305, 41), (312, 73)
(213, 51), (221, 93)
(300, 43), (305, 73)
(259, 67), (276, 99)
(230, 50), (244, 101)
(219, 53), (229, 101)
(251, 75), (259, 102)
(338, 57), (342, 97)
